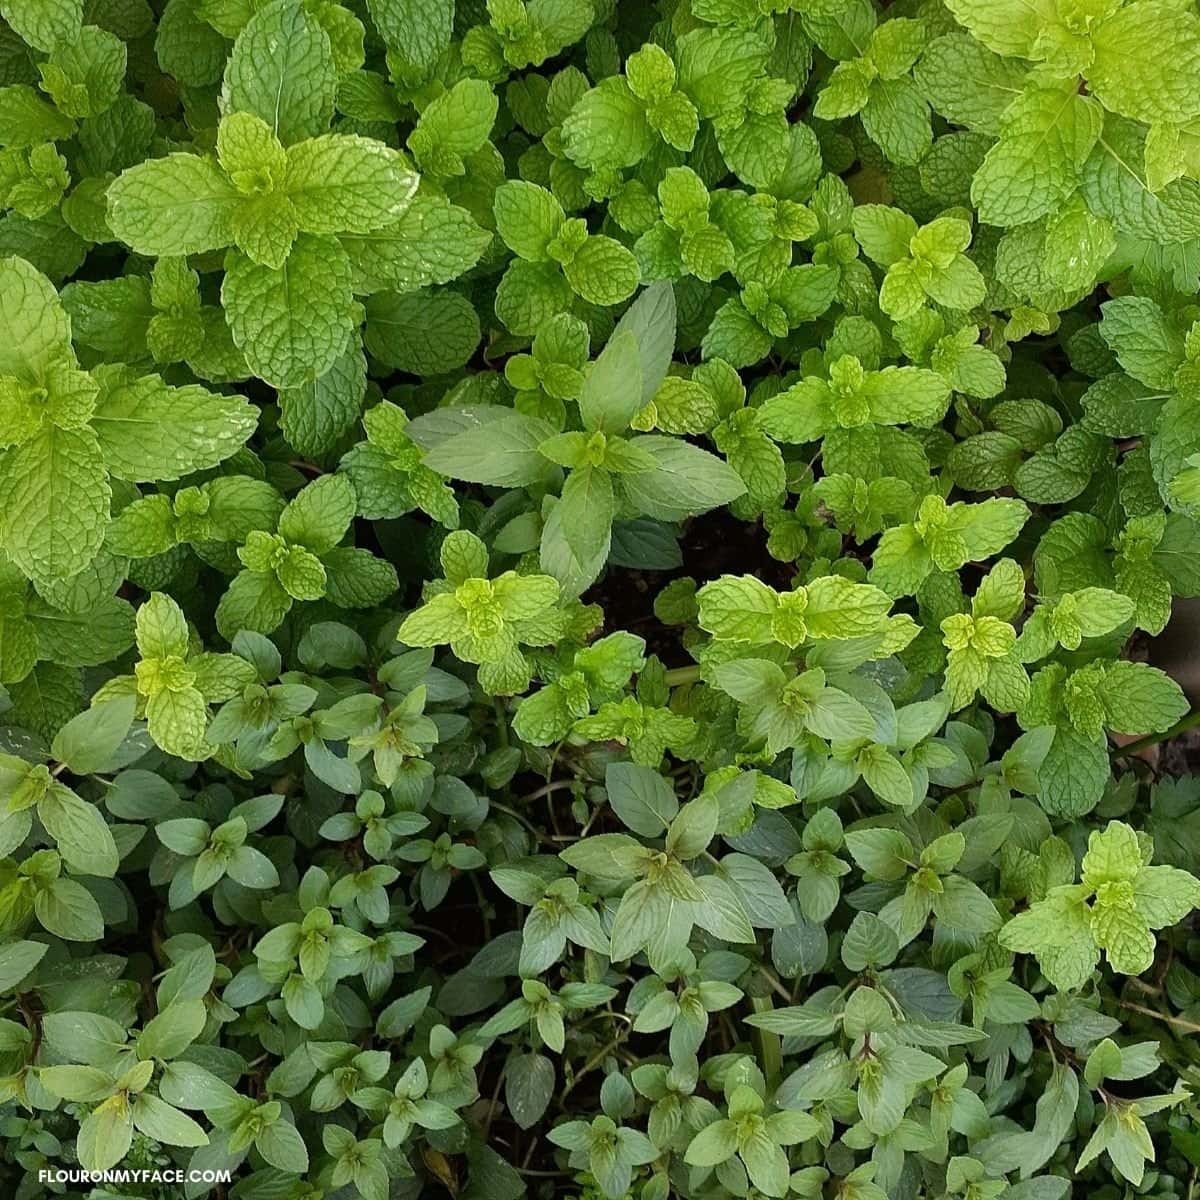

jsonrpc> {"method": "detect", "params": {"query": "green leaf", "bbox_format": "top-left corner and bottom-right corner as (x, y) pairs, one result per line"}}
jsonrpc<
(366, 0), (453, 79)
(280, 347), (366, 458)
(418, 409), (559, 488)
(284, 135), (418, 233)
(842, 912), (900, 972)
(42, 1011), (126, 1064)
(932, 875), (1001, 933)
(862, 77), (931, 167)
(972, 89), (1102, 227)
(493, 181), (564, 261)
(1102, 661), (1188, 735)
(853, 205), (918, 267)
(0, 0), (82, 52)
(340, 195), (490, 294)
(1092, 901), (1155, 975)
(665, 791), (718, 859)
(612, 281), (677, 408)
(579, 331), (641, 434)
(562, 236), (640, 307)
(0, 84), (77, 148)
(35, 876), (104, 941)
(913, 33), (1028, 135)
(39, 1064), (115, 1102)
(136, 998), (207, 1060)
(618, 436), (745, 522)
(0, 940), (48, 990)
(279, 474), (355, 555)
(1000, 885), (1099, 991)
(39, 25), (125, 119)
(505, 1053), (555, 1131)
(221, 234), (356, 389)
(131, 1093), (208, 1147)
(697, 574), (777, 643)
(255, 1117), (309, 1173)
(363, 289), (480, 375)
(676, 26), (770, 119)
(39, 784), (120, 877)
(540, 465), (614, 598)
(942, 0), (1040, 58)
(1036, 726), (1109, 818)
(222, 0), (337, 143)
(561, 78), (653, 171)
(1099, 296), (1185, 389)
(91, 371), (258, 482)
(135, 592), (189, 660)
(605, 762), (678, 837)
(156, 0), (228, 87)
(1088, 2), (1200, 126)
(409, 79), (498, 172)
(739, 1126), (790, 1197)
(146, 686), (209, 760)
(107, 154), (242, 257)
(77, 1095), (133, 1172)
(0, 426), (111, 589)
(1134, 863), (1200, 929)
(0, 254), (71, 384)
(805, 576), (892, 639)
(685, 1119), (737, 1167)
(845, 829), (913, 881)
(216, 573), (292, 648)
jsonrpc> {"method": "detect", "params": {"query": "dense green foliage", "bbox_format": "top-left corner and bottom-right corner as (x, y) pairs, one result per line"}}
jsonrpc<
(5, 0), (1200, 1198)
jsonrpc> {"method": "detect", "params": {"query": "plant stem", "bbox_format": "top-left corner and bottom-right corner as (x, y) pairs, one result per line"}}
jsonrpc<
(1120, 1000), (1200, 1034)
(1110, 709), (1200, 757)
(523, 779), (578, 803)
(663, 664), (702, 687)
(488, 801), (559, 847)
(757, 965), (794, 1004)
(560, 1036), (624, 1102)
(750, 995), (782, 1088)
(493, 697), (509, 749)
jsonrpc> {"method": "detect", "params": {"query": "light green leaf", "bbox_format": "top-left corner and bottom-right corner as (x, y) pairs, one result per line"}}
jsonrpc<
(222, 0), (337, 143)
(131, 1093), (209, 1147)
(107, 154), (242, 257)
(0, 254), (72, 382)
(972, 90), (1102, 227)
(579, 330), (641, 434)
(340, 195), (490, 294)
(91, 372), (258, 482)
(221, 234), (356, 389)
(284, 135), (418, 233)
(39, 785), (120, 877)
(0, 426), (111, 589)
(618, 436), (745, 522)
(366, 0), (453, 79)
(1089, 2), (1200, 126)
(0, 0), (82, 52)
(540, 465), (614, 598)
(77, 1095), (133, 1172)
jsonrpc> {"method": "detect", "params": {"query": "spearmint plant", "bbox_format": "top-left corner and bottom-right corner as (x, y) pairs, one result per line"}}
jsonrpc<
(3, 0), (1200, 1196)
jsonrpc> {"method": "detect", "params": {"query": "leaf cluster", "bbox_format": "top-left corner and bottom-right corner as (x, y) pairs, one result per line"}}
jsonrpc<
(1, 0), (1200, 1198)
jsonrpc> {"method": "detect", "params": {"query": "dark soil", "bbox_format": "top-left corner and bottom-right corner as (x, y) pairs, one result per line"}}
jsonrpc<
(1147, 598), (1200, 775)
(1158, 730), (1200, 776)
(583, 509), (795, 667)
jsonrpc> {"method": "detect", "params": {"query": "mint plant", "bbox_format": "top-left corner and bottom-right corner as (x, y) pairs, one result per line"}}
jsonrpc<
(2, 0), (1200, 1195)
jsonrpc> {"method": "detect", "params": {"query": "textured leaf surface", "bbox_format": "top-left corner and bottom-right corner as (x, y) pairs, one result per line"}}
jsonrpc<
(0, 427), (110, 588)
(221, 234), (355, 389)
(90, 373), (259, 481)
(222, 0), (336, 143)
